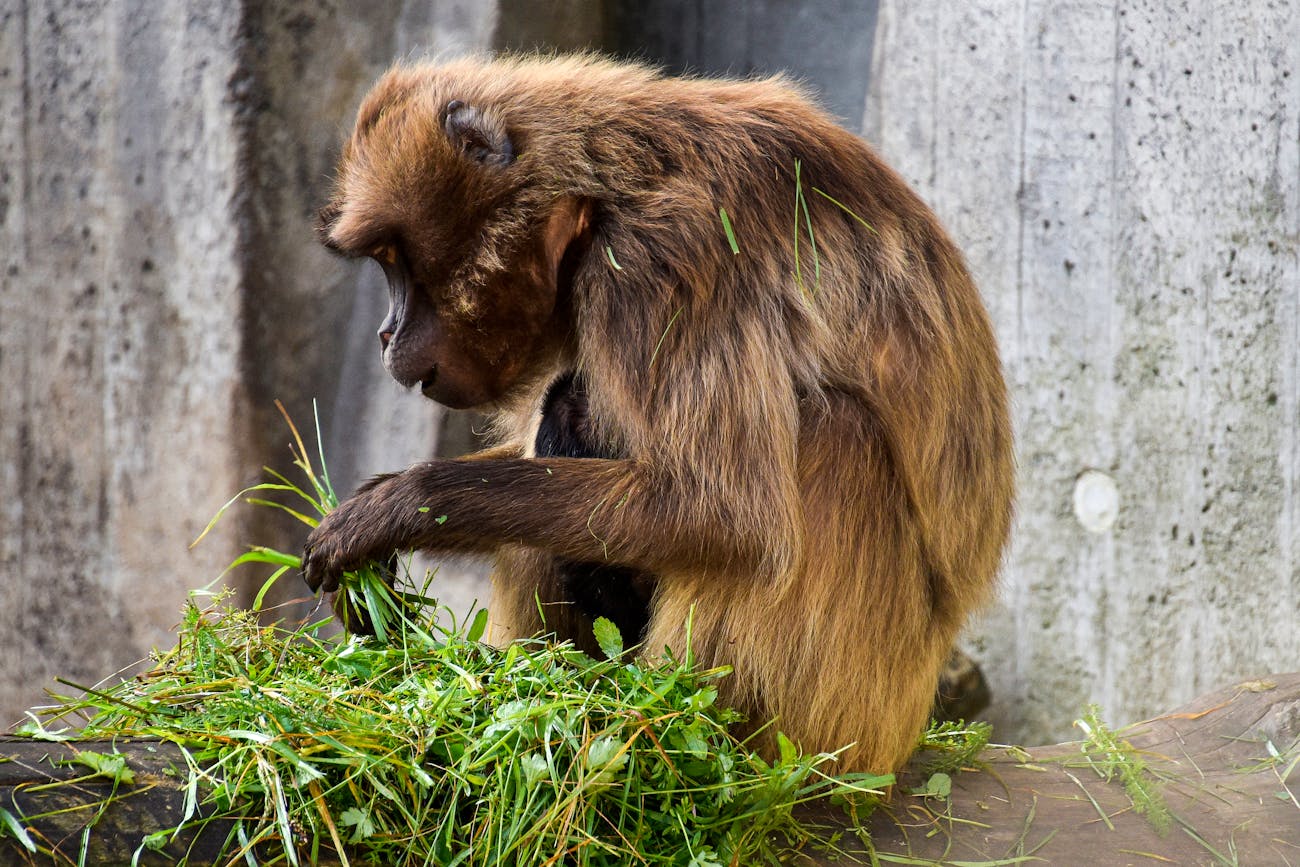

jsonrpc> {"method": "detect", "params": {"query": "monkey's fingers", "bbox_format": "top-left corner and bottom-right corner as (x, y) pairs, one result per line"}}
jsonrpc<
(301, 540), (343, 594)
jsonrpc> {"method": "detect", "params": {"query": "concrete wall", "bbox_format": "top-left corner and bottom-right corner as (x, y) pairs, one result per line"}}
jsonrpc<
(0, 1), (252, 720)
(866, 0), (1300, 742)
(1, 0), (1296, 744)
(0, 0), (496, 723)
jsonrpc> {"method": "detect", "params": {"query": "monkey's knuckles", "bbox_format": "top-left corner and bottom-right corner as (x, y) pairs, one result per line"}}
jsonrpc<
(302, 510), (365, 594)
(300, 536), (343, 594)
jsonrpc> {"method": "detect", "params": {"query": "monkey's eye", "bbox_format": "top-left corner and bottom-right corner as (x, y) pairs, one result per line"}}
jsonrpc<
(373, 245), (398, 265)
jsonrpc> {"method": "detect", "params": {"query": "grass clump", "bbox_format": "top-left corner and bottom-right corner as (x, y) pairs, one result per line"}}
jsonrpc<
(1074, 704), (1172, 835)
(191, 401), (426, 643)
(37, 600), (880, 865)
(17, 406), (889, 865)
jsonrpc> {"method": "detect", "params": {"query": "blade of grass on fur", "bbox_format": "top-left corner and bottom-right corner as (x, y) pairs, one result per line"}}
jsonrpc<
(793, 159), (821, 296)
(719, 207), (740, 255)
(811, 186), (878, 236)
(799, 175), (821, 290)
(648, 306), (683, 370)
(793, 159), (807, 296)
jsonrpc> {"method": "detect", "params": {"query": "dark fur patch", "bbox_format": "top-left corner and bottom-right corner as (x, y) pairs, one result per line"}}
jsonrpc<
(537, 373), (656, 644)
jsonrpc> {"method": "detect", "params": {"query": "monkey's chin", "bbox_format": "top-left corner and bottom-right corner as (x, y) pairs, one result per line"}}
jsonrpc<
(419, 365), (439, 398)
(420, 376), (499, 411)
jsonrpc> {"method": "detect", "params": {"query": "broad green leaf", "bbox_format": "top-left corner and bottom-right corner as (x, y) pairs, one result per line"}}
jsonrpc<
(466, 607), (489, 643)
(341, 807), (376, 842)
(592, 616), (623, 659)
(74, 750), (136, 785)
(0, 807), (35, 852)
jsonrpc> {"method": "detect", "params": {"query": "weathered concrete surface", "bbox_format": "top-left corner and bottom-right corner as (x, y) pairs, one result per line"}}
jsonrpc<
(0, 1), (498, 723)
(599, 0), (878, 131)
(0, 1), (253, 722)
(866, 0), (1300, 743)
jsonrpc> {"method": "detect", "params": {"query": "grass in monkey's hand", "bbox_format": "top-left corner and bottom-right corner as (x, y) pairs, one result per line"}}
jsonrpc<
(19, 404), (893, 866)
(193, 400), (434, 644)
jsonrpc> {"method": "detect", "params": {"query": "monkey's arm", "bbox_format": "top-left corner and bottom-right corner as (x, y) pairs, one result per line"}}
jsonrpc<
(301, 456), (767, 594)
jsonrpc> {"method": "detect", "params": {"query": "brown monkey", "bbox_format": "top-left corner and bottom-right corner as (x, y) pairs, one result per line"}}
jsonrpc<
(306, 55), (1013, 774)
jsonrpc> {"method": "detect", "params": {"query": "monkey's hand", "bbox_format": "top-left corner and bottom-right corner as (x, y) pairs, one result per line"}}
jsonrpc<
(301, 472), (403, 595)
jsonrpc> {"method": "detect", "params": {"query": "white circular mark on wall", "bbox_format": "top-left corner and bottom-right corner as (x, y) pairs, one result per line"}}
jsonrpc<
(1073, 470), (1120, 534)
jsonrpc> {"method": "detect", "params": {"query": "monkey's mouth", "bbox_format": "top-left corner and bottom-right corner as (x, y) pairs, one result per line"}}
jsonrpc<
(419, 365), (439, 398)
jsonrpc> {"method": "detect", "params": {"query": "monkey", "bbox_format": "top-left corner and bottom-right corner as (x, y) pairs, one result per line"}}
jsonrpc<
(304, 54), (1014, 774)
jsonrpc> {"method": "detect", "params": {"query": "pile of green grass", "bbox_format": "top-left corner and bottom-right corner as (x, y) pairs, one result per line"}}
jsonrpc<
(33, 599), (883, 865)
(14, 407), (891, 865)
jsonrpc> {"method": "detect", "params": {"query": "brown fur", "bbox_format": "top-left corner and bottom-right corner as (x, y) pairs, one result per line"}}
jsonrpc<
(305, 54), (1014, 774)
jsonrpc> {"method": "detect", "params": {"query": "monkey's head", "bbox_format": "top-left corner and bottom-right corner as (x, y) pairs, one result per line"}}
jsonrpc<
(316, 62), (594, 409)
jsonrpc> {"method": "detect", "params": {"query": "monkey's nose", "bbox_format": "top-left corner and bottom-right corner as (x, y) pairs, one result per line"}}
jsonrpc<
(379, 329), (393, 350)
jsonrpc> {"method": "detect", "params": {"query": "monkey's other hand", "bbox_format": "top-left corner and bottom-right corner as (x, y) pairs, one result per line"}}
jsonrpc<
(301, 473), (402, 595)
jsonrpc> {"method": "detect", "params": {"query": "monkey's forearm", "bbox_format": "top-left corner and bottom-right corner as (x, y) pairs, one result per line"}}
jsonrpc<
(302, 457), (764, 592)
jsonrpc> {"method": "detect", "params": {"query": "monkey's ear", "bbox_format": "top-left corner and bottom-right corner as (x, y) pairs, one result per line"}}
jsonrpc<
(442, 100), (515, 168)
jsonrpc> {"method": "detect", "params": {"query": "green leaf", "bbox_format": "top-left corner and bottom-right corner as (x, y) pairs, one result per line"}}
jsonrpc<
(140, 829), (169, 852)
(688, 849), (723, 867)
(683, 729), (709, 759)
(592, 617), (623, 659)
(225, 547), (301, 571)
(14, 717), (72, 741)
(520, 753), (549, 787)
(251, 565), (291, 611)
(190, 481), (304, 548)
(684, 687), (717, 712)
(340, 806), (376, 842)
(777, 732), (798, 765)
(586, 735), (629, 782)
(243, 497), (319, 528)
(0, 807), (36, 853)
(74, 750), (136, 785)
(913, 771), (952, 799)
(466, 608), (490, 643)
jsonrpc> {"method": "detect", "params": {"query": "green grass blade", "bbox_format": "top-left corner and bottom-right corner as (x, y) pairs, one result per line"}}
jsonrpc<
(719, 207), (740, 255)
(812, 186), (878, 236)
